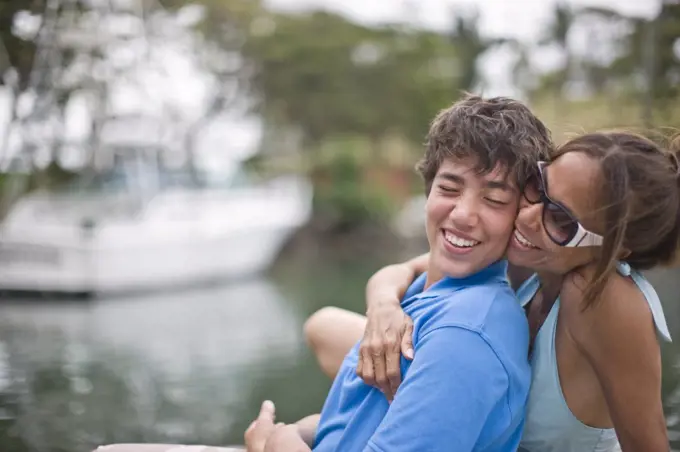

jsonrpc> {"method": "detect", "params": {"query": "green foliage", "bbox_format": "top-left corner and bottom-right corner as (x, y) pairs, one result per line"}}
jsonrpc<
(243, 11), (461, 149)
(0, 0), (678, 229)
(449, 10), (506, 91)
(313, 152), (397, 231)
(649, 2), (680, 111)
(161, 0), (262, 58)
(0, 0), (42, 90)
(533, 2), (680, 115)
(0, 0), (92, 92)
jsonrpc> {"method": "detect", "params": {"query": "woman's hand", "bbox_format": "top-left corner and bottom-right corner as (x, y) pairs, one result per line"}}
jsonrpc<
(357, 254), (427, 400)
(357, 299), (414, 401)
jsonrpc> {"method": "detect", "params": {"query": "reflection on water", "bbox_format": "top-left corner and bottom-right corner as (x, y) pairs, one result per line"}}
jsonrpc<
(0, 259), (679, 451)
(0, 278), (308, 452)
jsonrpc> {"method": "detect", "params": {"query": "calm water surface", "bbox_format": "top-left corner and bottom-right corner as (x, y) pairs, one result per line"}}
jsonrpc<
(0, 256), (679, 452)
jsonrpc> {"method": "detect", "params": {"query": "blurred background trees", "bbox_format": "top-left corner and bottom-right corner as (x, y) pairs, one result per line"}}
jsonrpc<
(0, 0), (678, 228)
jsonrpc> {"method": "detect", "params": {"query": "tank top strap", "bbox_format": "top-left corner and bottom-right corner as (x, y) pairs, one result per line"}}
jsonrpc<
(515, 264), (671, 342)
(615, 262), (672, 342)
(516, 273), (541, 308)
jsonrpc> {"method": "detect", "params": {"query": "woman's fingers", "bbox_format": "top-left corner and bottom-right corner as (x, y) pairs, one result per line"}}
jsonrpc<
(401, 321), (415, 360)
(385, 346), (401, 400)
(371, 344), (391, 400)
(359, 344), (376, 387)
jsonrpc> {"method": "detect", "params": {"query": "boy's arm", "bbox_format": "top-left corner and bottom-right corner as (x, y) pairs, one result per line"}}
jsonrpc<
(264, 425), (311, 452)
(364, 326), (514, 452)
(261, 416), (319, 452)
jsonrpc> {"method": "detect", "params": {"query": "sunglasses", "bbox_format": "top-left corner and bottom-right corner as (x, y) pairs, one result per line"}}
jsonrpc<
(524, 161), (603, 248)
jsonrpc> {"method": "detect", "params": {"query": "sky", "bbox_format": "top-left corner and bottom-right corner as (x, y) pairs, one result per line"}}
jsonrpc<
(266, 0), (660, 40)
(0, 0), (664, 169)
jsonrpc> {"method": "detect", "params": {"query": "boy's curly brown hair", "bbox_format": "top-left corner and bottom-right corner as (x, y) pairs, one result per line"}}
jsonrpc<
(418, 94), (553, 194)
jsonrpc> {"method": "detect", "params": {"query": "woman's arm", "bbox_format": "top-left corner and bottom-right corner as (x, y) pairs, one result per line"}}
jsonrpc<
(365, 253), (429, 311)
(560, 274), (668, 452)
(305, 254), (429, 379)
(358, 253), (428, 400)
(305, 254), (428, 398)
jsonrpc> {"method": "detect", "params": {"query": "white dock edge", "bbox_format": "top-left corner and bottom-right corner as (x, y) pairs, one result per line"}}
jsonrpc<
(93, 444), (244, 452)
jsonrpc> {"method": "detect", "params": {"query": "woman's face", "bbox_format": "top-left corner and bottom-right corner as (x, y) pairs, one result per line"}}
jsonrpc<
(507, 151), (604, 275)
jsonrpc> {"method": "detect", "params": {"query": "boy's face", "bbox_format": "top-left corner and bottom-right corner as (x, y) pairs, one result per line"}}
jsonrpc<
(425, 157), (519, 281)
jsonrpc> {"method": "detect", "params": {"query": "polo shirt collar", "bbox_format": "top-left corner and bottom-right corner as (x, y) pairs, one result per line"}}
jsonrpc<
(412, 260), (508, 301)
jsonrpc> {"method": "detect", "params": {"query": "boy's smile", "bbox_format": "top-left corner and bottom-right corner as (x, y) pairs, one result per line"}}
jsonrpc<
(426, 157), (519, 286)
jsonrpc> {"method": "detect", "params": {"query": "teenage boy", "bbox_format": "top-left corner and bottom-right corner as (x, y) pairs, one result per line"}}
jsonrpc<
(246, 95), (553, 452)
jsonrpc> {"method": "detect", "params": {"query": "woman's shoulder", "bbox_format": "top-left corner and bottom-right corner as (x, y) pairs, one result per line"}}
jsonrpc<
(559, 265), (657, 347)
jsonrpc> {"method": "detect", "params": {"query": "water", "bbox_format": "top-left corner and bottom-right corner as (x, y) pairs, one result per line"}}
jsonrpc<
(0, 256), (679, 452)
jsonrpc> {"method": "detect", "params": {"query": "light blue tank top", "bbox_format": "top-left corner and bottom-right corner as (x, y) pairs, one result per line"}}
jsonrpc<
(516, 262), (672, 452)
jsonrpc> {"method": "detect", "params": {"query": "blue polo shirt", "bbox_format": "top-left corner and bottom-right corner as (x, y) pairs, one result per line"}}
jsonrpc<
(313, 260), (531, 452)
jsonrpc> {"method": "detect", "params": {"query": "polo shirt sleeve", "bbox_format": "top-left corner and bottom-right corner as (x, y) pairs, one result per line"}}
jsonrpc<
(364, 325), (511, 452)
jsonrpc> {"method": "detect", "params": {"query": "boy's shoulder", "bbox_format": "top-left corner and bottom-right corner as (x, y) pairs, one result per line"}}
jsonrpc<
(402, 261), (527, 340)
(411, 280), (530, 383)
(406, 275), (527, 351)
(429, 280), (522, 330)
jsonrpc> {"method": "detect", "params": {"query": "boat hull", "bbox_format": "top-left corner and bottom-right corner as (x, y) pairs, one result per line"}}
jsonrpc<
(0, 224), (295, 295)
(0, 179), (311, 295)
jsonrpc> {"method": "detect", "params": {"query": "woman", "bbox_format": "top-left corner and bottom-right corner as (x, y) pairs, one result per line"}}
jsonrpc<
(305, 131), (680, 451)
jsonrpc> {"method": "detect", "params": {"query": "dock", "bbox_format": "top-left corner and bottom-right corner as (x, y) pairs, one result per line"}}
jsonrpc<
(94, 445), (243, 452)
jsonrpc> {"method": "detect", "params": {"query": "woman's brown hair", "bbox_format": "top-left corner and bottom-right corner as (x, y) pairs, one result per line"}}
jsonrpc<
(554, 131), (680, 308)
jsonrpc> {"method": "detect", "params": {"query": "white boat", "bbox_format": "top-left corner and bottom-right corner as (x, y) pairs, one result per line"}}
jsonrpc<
(0, 148), (312, 296)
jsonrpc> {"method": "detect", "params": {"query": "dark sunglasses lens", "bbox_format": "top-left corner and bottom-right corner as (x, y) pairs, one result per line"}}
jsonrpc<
(543, 202), (577, 244)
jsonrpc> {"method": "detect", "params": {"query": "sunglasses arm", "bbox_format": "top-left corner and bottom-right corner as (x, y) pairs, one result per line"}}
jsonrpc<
(565, 227), (604, 248)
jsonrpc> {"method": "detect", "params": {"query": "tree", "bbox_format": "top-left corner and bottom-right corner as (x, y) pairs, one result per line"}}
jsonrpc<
(158, 0), (264, 172)
(537, 1), (575, 96)
(648, 1), (680, 115)
(448, 9), (506, 92)
(603, 1), (680, 124)
(243, 10), (461, 156)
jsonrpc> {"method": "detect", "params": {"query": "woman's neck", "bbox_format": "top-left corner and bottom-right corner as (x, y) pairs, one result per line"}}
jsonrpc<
(537, 271), (563, 288)
(536, 271), (564, 306)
